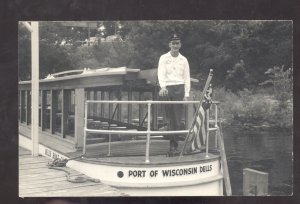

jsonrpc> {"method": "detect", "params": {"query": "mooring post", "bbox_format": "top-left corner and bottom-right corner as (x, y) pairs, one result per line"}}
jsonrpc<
(243, 168), (269, 196)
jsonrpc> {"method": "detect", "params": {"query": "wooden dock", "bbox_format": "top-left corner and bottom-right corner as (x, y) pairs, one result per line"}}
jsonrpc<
(19, 147), (125, 197)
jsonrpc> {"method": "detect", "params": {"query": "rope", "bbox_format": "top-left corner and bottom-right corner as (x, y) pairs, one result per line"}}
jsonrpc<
(47, 157), (100, 183)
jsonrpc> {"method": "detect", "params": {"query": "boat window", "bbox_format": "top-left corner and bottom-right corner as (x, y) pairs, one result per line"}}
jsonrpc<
(102, 91), (109, 119)
(142, 92), (153, 127)
(86, 90), (96, 118)
(95, 91), (101, 117)
(44, 90), (51, 130)
(53, 90), (62, 135)
(20, 90), (26, 123)
(26, 91), (31, 125)
(70, 90), (75, 114)
(131, 91), (140, 127)
(100, 90), (105, 118)
(64, 89), (75, 138)
(121, 91), (128, 123)
(110, 90), (121, 122)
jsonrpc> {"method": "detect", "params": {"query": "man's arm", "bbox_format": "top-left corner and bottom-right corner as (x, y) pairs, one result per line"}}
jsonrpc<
(184, 59), (191, 99)
(157, 55), (166, 89)
(158, 55), (168, 96)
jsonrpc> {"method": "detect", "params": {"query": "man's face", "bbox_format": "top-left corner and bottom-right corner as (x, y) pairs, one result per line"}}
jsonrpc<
(169, 40), (181, 52)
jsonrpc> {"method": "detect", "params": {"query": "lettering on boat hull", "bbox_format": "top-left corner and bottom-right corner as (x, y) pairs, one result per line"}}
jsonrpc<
(123, 165), (213, 178)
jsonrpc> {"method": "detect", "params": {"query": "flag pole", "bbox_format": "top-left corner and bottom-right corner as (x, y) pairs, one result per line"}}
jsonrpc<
(179, 69), (213, 157)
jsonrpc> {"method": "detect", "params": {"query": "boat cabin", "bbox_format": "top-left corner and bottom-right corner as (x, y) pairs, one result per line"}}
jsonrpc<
(18, 67), (200, 153)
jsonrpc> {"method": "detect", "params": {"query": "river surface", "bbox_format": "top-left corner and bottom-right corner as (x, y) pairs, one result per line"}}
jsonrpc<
(222, 126), (293, 195)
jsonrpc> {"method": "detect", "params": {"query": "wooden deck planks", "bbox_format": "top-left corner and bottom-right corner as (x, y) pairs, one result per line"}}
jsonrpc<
(19, 147), (32, 155)
(20, 182), (101, 195)
(24, 185), (124, 197)
(19, 147), (124, 197)
(19, 177), (67, 187)
(19, 162), (52, 170)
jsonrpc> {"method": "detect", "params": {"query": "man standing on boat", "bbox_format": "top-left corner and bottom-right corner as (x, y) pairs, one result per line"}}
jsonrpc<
(158, 33), (191, 156)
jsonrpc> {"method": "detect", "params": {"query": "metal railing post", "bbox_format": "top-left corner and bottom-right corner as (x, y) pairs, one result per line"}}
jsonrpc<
(83, 101), (88, 154)
(108, 133), (111, 156)
(215, 104), (218, 149)
(206, 109), (209, 158)
(145, 102), (151, 163)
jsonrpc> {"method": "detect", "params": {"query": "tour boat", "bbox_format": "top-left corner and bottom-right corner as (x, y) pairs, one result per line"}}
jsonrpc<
(18, 67), (231, 196)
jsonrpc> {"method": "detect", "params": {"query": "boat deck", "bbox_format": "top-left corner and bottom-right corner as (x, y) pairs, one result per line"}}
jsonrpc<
(19, 147), (126, 197)
(79, 151), (220, 166)
(65, 139), (219, 162)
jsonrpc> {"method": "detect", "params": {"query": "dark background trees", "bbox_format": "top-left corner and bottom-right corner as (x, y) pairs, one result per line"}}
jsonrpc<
(18, 20), (292, 92)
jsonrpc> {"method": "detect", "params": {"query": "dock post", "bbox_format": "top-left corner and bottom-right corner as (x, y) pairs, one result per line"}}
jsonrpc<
(243, 168), (269, 196)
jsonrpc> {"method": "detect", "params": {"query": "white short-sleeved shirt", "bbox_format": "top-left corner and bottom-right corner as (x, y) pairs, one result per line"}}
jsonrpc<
(158, 52), (191, 97)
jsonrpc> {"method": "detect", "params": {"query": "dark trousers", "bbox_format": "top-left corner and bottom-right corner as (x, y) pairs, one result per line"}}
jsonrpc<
(161, 84), (184, 151)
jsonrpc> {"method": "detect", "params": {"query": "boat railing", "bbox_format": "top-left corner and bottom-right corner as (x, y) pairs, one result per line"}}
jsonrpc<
(83, 100), (220, 163)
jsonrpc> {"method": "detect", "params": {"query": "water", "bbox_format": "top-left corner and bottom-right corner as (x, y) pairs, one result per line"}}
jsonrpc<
(222, 126), (293, 195)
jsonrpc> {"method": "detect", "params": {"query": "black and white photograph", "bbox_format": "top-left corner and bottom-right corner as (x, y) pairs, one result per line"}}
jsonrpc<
(17, 20), (293, 197)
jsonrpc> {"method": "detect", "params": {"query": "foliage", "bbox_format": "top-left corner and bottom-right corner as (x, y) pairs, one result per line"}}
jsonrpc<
(260, 66), (293, 127)
(18, 25), (31, 80)
(260, 66), (292, 101)
(18, 21), (292, 90)
(225, 60), (250, 92)
(94, 42), (133, 68)
(210, 87), (292, 128)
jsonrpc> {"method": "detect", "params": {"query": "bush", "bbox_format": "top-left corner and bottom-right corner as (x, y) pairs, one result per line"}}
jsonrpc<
(208, 87), (241, 124)
(260, 66), (293, 127)
(191, 86), (292, 128)
(260, 66), (292, 102)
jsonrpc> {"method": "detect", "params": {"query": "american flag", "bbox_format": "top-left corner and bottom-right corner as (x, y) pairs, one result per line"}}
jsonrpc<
(180, 71), (213, 156)
(185, 89), (212, 153)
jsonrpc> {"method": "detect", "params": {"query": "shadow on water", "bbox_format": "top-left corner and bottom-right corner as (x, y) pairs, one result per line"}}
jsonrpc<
(222, 125), (293, 195)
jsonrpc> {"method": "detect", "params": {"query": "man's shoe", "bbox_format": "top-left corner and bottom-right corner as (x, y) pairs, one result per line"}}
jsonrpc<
(167, 149), (181, 157)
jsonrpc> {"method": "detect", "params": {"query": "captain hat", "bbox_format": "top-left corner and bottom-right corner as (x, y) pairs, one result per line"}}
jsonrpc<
(169, 33), (181, 42)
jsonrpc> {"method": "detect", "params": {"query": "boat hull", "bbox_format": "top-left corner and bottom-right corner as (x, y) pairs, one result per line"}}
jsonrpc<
(67, 157), (223, 196)
(19, 134), (224, 196)
(117, 180), (223, 196)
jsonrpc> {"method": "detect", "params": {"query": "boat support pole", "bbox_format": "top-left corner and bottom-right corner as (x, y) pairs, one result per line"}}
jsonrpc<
(145, 102), (151, 163)
(24, 21), (39, 157)
(83, 101), (88, 154)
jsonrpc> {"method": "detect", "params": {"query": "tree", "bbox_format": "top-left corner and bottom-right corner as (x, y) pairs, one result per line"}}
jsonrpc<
(18, 24), (31, 80)
(18, 20), (293, 91)
(226, 60), (250, 92)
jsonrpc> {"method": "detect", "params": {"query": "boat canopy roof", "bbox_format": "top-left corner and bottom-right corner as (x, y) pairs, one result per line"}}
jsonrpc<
(19, 67), (199, 90)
